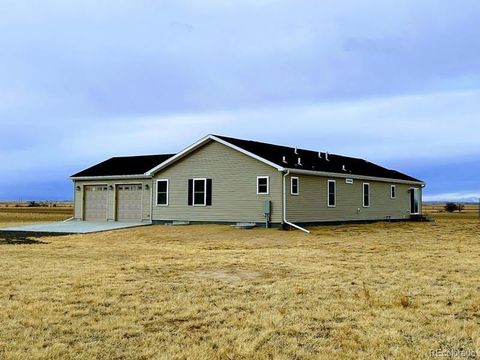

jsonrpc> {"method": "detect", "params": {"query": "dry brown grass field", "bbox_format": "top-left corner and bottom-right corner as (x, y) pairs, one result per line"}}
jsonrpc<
(0, 209), (479, 359)
(423, 203), (479, 215)
(0, 204), (73, 228)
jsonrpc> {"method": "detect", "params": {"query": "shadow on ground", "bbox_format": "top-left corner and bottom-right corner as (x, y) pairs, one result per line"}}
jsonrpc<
(0, 231), (69, 245)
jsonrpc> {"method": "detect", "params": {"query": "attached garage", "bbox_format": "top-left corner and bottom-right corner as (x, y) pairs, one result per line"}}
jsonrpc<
(116, 184), (143, 222)
(84, 185), (108, 221)
(71, 154), (174, 222)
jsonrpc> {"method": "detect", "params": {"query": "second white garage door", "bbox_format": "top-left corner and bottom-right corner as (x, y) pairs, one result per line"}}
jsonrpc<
(116, 185), (143, 222)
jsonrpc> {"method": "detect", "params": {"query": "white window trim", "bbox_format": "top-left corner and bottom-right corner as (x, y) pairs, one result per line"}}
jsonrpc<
(327, 180), (336, 207)
(363, 183), (371, 208)
(193, 178), (207, 207)
(291, 177), (300, 195)
(257, 176), (270, 195)
(156, 179), (169, 206)
(390, 185), (396, 199)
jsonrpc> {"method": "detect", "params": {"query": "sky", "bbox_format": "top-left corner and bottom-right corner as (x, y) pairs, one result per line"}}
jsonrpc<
(0, 0), (479, 202)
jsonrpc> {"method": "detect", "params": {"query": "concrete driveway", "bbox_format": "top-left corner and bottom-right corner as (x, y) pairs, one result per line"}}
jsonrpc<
(0, 221), (150, 234)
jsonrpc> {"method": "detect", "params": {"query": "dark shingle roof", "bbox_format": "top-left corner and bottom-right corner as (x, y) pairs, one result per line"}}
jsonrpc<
(215, 135), (422, 182)
(71, 154), (175, 178)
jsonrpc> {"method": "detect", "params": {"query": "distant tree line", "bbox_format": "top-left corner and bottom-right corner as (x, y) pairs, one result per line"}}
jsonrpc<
(444, 203), (465, 213)
(19, 201), (57, 208)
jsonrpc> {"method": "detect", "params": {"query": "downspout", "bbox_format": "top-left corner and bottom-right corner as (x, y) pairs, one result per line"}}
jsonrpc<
(149, 178), (154, 224)
(282, 170), (310, 234)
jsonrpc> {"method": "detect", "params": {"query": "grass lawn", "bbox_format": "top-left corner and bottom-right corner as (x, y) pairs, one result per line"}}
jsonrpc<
(0, 211), (479, 359)
(0, 206), (73, 228)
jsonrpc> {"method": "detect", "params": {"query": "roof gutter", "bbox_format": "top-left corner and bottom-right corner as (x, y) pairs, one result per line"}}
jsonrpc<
(282, 169), (310, 234)
(286, 168), (425, 186)
(70, 175), (152, 181)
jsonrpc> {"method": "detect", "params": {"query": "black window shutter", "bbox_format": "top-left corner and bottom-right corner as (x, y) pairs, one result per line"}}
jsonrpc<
(188, 179), (193, 206)
(206, 179), (212, 206)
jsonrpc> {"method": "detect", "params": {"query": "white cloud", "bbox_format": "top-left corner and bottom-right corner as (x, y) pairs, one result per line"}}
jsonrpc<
(424, 192), (480, 202)
(2, 88), (480, 179)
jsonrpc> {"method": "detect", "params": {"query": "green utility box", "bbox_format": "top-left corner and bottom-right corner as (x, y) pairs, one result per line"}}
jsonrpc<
(263, 200), (271, 216)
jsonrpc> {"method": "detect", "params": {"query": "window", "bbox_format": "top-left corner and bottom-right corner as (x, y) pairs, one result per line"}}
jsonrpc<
(156, 180), (169, 206)
(363, 183), (370, 207)
(327, 180), (336, 207)
(390, 185), (396, 199)
(188, 179), (212, 206)
(257, 176), (269, 195)
(91, 186), (107, 191)
(194, 179), (206, 206)
(291, 177), (299, 195)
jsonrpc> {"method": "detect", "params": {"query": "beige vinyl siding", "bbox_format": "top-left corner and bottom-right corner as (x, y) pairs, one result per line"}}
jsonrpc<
(286, 174), (417, 223)
(73, 179), (153, 222)
(152, 141), (283, 223)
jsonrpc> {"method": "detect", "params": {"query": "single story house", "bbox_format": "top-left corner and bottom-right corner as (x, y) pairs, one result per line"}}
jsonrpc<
(71, 134), (424, 231)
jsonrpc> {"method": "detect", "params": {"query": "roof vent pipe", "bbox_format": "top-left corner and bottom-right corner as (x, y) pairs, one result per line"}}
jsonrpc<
(325, 152), (330, 161)
(294, 147), (298, 155)
(342, 165), (346, 171)
(318, 152), (322, 159)
(297, 157), (302, 166)
(282, 156), (288, 164)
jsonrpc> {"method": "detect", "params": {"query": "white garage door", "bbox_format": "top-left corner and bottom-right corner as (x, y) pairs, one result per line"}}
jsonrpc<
(84, 185), (108, 221)
(116, 185), (143, 222)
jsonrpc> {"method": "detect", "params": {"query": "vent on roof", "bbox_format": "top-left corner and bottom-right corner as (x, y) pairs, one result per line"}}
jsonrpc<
(318, 152), (322, 159)
(297, 157), (303, 166)
(294, 147), (298, 155)
(342, 165), (347, 172)
(325, 152), (330, 161)
(282, 156), (288, 164)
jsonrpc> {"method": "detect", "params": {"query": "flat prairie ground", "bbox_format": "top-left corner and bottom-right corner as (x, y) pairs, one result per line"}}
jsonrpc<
(0, 205), (73, 228)
(0, 210), (479, 359)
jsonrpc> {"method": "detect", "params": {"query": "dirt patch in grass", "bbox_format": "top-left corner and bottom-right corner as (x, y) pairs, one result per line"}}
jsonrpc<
(0, 231), (66, 245)
(196, 269), (264, 281)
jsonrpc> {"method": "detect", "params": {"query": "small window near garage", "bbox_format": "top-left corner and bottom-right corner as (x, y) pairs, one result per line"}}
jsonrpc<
(390, 185), (396, 199)
(291, 177), (299, 195)
(257, 176), (269, 195)
(327, 180), (336, 207)
(156, 180), (169, 206)
(363, 183), (370, 207)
